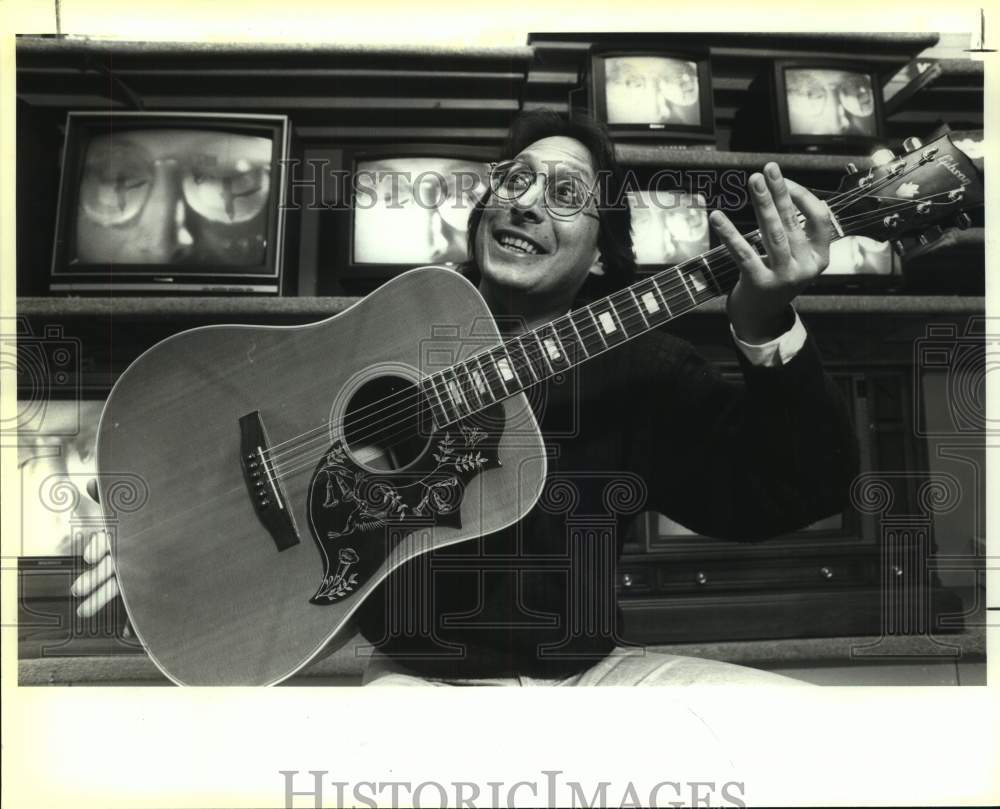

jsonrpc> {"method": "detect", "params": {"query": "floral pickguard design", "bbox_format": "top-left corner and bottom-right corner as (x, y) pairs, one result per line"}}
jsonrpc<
(307, 420), (502, 604)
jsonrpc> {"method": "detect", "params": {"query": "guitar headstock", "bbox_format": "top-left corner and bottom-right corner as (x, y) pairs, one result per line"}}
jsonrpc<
(829, 134), (983, 247)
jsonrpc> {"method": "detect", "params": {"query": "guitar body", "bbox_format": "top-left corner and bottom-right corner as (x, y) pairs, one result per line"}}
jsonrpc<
(96, 267), (547, 685)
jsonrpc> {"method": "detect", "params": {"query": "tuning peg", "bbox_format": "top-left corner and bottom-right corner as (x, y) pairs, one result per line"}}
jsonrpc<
(845, 162), (859, 175)
(954, 212), (972, 229)
(871, 148), (896, 166)
(918, 233), (931, 246)
(902, 137), (923, 153)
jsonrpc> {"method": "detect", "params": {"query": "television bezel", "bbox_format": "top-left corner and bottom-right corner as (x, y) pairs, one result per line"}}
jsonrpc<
(341, 143), (497, 280)
(589, 48), (716, 143)
(772, 60), (886, 153)
(50, 111), (291, 294)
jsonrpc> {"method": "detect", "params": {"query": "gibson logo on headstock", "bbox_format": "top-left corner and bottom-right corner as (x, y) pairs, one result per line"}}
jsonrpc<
(937, 154), (972, 189)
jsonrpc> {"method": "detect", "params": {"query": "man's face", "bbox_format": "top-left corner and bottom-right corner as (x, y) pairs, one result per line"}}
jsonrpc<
(475, 136), (600, 302)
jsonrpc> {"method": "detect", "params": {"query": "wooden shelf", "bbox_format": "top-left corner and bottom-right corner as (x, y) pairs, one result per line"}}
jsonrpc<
(614, 147), (873, 171)
(18, 295), (986, 321)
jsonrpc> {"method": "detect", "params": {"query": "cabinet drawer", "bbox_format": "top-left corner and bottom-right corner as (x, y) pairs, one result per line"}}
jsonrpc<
(651, 557), (875, 594)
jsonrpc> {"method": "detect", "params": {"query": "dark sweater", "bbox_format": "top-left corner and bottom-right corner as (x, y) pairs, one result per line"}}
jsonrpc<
(356, 323), (859, 678)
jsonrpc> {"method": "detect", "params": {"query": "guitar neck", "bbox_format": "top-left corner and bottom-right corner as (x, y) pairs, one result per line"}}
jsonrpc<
(420, 244), (747, 428)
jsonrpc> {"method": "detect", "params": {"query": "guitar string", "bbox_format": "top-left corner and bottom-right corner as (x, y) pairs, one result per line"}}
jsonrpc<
(266, 188), (962, 483)
(266, 180), (962, 482)
(265, 176), (955, 482)
(263, 163), (952, 478)
(262, 174), (898, 468)
(262, 165), (910, 464)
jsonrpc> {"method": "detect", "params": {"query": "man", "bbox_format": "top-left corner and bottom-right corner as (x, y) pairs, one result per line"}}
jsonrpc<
(73, 110), (858, 686)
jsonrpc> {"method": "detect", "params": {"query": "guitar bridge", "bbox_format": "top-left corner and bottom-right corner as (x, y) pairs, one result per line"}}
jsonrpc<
(239, 410), (299, 551)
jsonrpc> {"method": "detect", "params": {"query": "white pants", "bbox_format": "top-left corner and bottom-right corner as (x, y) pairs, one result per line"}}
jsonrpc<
(362, 647), (808, 687)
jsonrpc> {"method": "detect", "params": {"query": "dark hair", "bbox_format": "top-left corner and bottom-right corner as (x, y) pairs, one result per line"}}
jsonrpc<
(462, 109), (635, 299)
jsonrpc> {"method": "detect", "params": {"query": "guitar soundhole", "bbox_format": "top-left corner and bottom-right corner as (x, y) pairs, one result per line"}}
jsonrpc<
(343, 374), (433, 472)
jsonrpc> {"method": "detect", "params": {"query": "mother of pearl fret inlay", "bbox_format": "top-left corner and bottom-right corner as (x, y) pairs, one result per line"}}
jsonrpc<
(496, 357), (515, 382)
(471, 368), (488, 394)
(447, 379), (466, 408)
(543, 338), (561, 361)
(688, 270), (709, 293)
(641, 291), (660, 313)
(598, 311), (617, 334)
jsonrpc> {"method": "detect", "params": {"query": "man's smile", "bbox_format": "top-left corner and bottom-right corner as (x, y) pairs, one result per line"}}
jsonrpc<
(492, 227), (548, 257)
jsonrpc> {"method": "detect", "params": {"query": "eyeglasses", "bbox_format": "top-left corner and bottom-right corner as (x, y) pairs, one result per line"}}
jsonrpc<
(79, 141), (271, 228)
(788, 72), (875, 119)
(487, 160), (600, 221)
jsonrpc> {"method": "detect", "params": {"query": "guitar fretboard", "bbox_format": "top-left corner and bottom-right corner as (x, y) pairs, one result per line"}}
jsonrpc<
(419, 253), (743, 428)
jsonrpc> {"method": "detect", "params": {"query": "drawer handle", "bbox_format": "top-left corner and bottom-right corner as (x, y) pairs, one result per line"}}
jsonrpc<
(694, 571), (708, 586)
(622, 573), (633, 588)
(819, 566), (834, 580)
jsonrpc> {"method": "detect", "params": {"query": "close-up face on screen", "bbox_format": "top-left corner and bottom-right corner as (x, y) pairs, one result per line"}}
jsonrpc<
(604, 56), (701, 126)
(73, 129), (273, 266)
(629, 190), (709, 265)
(785, 68), (877, 136)
(352, 157), (488, 265)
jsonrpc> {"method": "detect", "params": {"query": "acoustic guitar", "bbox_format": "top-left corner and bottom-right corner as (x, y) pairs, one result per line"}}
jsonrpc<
(95, 134), (983, 684)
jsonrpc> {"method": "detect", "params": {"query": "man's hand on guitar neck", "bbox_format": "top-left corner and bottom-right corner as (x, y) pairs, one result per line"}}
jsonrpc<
(70, 478), (119, 618)
(710, 162), (835, 345)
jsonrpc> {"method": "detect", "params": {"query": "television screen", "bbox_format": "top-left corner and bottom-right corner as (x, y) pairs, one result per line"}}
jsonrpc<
(629, 190), (709, 266)
(51, 112), (289, 293)
(16, 400), (104, 558)
(784, 67), (878, 137)
(603, 56), (702, 126)
(352, 157), (489, 265)
(74, 129), (273, 267)
(824, 236), (897, 276)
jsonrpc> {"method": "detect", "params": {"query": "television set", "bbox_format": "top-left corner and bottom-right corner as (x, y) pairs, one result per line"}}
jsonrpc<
(772, 61), (884, 152)
(796, 234), (901, 292)
(590, 50), (715, 143)
(50, 112), (290, 294)
(341, 145), (493, 282)
(629, 190), (710, 269)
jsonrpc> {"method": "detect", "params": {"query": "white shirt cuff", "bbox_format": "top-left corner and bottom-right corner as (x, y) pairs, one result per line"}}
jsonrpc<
(730, 309), (808, 367)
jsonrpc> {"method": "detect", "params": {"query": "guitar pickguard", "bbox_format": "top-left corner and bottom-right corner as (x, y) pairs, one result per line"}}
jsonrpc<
(306, 415), (503, 604)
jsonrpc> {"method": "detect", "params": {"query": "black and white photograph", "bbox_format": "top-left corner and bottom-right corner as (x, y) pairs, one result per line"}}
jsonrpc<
(2, 5), (996, 808)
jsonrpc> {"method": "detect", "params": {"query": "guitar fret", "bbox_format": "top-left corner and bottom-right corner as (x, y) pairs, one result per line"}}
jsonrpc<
(566, 316), (588, 359)
(570, 309), (605, 356)
(677, 268), (697, 304)
(471, 356), (495, 403)
(513, 337), (541, 383)
(493, 347), (522, 391)
(650, 277), (672, 317)
(633, 278), (668, 326)
(478, 353), (506, 399)
(554, 316), (586, 365)
(585, 306), (609, 349)
(701, 255), (722, 294)
(442, 368), (470, 417)
(428, 373), (458, 423)
(532, 329), (556, 375)
(628, 288), (650, 328)
(421, 375), (449, 427)
(588, 299), (627, 346)
(456, 361), (482, 410)
(547, 325), (570, 367)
